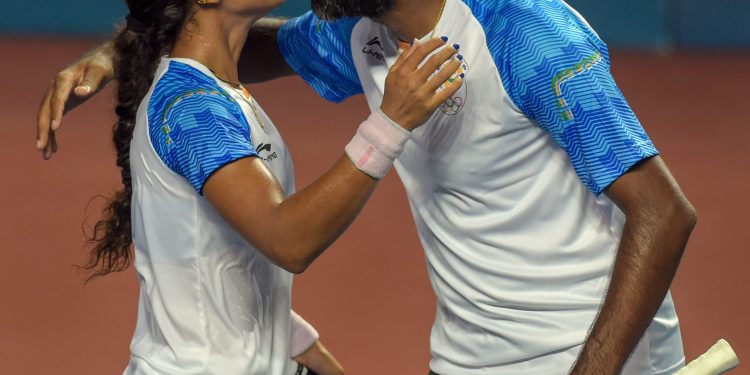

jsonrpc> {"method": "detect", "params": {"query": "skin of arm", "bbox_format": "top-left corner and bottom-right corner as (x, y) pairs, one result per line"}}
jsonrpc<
(204, 39), (463, 274)
(570, 156), (697, 374)
(204, 156), (377, 274)
(294, 340), (345, 375)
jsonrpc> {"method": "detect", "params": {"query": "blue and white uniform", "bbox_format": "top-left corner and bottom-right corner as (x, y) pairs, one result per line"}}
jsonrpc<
(278, 0), (684, 373)
(127, 58), (297, 374)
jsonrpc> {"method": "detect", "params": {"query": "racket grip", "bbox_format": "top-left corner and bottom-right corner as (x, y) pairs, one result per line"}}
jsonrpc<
(676, 339), (740, 375)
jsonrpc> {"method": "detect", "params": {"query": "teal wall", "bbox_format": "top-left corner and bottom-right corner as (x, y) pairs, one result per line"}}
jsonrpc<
(1, 0), (749, 48)
(565, 0), (672, 49)
(567, 0), (750, 48)
(0, 0), (127, 36)
(271, 1), (313, 18)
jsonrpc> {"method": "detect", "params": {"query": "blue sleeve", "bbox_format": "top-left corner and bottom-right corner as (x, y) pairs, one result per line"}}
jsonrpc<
(473, 0), (658, 195)
(150, 92), (258, 194)
(278, 12), (363, 103)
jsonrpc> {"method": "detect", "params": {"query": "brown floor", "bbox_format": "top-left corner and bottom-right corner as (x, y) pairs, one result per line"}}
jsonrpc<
(0, 39), (748, 374)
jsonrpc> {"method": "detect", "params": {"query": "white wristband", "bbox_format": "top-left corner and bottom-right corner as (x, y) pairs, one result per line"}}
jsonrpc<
(289, 310), (319, 358)
(345, 109), (411, 179)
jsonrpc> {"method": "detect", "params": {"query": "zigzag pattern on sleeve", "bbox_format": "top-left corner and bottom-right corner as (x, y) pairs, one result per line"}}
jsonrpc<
(464, 0), (658, 195)
(147, 61), (258, 194)
(278, 13), (364, 103)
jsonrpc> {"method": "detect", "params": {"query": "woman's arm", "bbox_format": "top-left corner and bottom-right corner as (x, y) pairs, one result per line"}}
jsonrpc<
(204, 38), (463, 273)
(289, 310), (343, 375)
(295, 340), (344, 375)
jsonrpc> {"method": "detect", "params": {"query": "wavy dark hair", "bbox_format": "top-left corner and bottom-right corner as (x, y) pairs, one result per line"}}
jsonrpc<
(311, 0), (394, 20)
(83, 0), (193, 280)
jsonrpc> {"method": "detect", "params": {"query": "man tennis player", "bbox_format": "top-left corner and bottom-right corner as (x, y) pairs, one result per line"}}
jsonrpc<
(37, 0), (697, 373)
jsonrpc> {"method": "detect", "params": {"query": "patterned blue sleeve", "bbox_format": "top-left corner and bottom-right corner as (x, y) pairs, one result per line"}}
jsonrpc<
(471, 0), (659, 195)
(278, 12), (363, 103)
(150, 91), (258, 194)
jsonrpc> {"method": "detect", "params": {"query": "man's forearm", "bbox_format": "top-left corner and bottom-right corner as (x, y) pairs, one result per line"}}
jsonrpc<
(571, 160), (697, 374)
(239, 17), (297, 84)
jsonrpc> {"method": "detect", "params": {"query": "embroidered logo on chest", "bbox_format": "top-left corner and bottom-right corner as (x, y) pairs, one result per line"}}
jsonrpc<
(256, 142), (278, 163)
(436, 57), (469, 116)
(362, 36), (385, 62)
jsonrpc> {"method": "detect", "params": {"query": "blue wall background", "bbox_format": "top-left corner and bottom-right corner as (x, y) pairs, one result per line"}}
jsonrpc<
(1, 0), (748, 48)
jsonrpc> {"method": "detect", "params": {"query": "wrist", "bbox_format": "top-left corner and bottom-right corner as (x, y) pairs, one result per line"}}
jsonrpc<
(345, 110), (412, 179)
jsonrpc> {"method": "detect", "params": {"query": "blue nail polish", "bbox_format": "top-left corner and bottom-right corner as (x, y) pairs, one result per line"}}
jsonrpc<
(453, 43), (460, 50)
(457, 54), (464, 61)
(460, 73), (465, 79)
(441, 36), (449, 42)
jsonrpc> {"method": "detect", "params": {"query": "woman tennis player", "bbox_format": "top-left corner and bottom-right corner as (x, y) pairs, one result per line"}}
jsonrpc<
(85, 0), (463, 373)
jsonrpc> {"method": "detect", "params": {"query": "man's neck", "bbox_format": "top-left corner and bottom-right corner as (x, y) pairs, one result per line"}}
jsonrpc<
(376, 0), (446, 41)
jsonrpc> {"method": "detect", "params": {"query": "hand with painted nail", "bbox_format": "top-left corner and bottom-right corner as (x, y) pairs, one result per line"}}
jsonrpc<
(36, 41), (115, 159)
(380, 36), (465, 132)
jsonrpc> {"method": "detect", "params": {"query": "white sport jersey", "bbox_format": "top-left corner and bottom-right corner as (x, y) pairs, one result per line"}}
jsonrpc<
(127, 57), (297, 374)
(279, 0), (684, 374)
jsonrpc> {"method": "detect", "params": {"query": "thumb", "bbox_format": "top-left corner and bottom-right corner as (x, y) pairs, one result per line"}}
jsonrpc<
(74, 66), (107, 97)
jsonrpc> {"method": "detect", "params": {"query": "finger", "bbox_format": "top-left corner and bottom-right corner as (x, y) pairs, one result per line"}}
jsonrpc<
(43, 133), (53, 160)
(36, 83), (54, 150)
(430, 72), (465, 108)
(43, 131), (57, 160)
(415, 46), (460, 83)
(400, 37), (450, 73)
(424, 57), (463, 93)
(50, 70), (78, 131)
(391, 38), (423, 71)
(74, 65), (107, 97)
(50, 131), (58, 153)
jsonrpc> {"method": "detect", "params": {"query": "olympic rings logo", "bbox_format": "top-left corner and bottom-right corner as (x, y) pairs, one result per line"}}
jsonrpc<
(440, 96), (464, 115)
(437, 58), (468, 116)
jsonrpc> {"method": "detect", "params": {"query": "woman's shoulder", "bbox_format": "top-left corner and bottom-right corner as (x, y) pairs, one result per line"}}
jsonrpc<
(148, 60), (239, 125)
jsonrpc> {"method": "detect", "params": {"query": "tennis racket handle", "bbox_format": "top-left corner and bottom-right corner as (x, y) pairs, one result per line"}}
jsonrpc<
(676, 339), (740, 374)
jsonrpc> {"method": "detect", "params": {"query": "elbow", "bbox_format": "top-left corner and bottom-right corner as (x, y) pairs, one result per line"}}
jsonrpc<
(285, 259), (312, 275)
(655, 196), (697, 259)
(645, 192), (697, 232)
(273, 244), (316, 275)
(671, 197), (698, 233)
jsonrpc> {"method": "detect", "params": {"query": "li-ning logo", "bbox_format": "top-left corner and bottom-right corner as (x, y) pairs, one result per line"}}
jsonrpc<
(257, 143), (278, 163)
(362, 37), (385, 62)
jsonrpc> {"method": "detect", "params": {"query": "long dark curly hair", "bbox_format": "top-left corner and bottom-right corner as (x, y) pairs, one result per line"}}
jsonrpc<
(83, 0), (193, 280)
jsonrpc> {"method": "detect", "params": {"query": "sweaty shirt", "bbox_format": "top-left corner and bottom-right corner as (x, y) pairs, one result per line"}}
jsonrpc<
(278, 1), (684, 373)
(127, 57), (297, 374)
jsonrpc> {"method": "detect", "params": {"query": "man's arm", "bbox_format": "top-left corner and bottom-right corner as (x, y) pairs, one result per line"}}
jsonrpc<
(36, 40), (114, 159)
(238, 17), (296, 83)
(570, 156), (697, 374)
(36, 17), (293, 159)
(481, 3), (696, 372)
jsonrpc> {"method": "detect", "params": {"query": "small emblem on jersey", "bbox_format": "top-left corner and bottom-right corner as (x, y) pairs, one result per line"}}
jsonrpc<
(436, 58), (469, 116)
(161, 123), (173, 145)
(362, 36), (385, 62)
(552, 51), (603, 122)
(256, 143), (278, 163)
